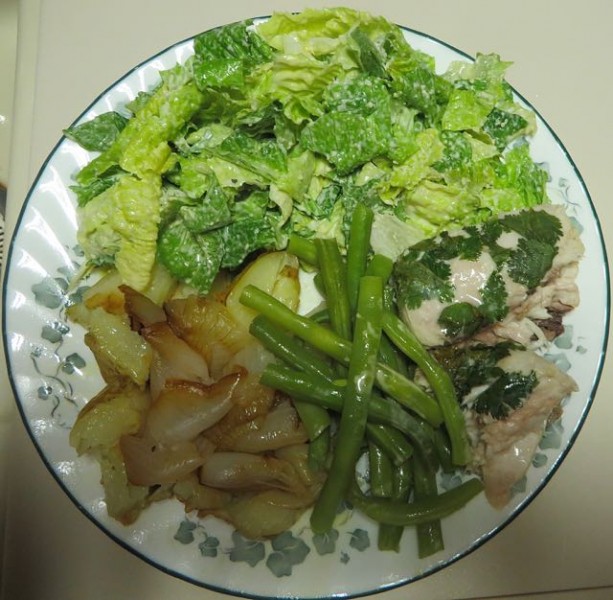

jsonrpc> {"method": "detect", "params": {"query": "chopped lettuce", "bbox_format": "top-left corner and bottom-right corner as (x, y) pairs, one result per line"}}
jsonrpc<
(192, 20), (273, 91)
(64, 112), (129, 152)
(69, 7), (551, 294)
(77, 175), (161, 290)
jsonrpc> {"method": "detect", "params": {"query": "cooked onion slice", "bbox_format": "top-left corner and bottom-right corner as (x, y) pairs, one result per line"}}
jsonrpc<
(165, 295), (251, 379)
(120, 285), (167, 328)
(199, 452), (306, 494)
(220, 340), (275, 377)
(120, 436), (204, 486)
(172, 473), (231, 512)
(202, 374), (276, 447)
(220, 399), (308, 453)
(142, 322), (211, 400)
(144, 371), (242, 445)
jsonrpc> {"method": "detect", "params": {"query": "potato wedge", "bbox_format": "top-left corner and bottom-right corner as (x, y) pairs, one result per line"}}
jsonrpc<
(69, 384), (150, 455)
(225, 251), (300, 332)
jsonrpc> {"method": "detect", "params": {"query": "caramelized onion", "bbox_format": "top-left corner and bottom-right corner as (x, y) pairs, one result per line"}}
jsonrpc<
(120, 435), (204, 486)
(120, 285), (167, 328)
(221, 399), (308, 453)
(199, 452), (306, 494)
(165, 295), (251, 379)
(220, 340), (275, 377)
(172, 473), (231, 512)
(202, 374), (276, 447)
(144, 371), (242, 445)
(142, 322), (211, 399)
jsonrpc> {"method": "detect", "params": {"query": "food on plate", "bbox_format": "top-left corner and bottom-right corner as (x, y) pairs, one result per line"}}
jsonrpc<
(394, 204), (584, 348)
(65, 7), (544, 296)
(64, 7), (583, 556)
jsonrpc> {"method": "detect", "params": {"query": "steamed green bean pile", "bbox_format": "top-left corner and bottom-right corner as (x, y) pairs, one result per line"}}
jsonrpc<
(240, 204), (483, 555)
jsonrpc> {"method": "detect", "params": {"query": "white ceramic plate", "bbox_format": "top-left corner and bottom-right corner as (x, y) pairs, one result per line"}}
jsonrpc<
(3, 21), (609, 599)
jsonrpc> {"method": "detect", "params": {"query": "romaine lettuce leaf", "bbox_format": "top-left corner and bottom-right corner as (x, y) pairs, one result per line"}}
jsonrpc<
(77, 62), (204, 185)
(221, 192), (279, 268)
(157, 187), (281, 292)
(192, 20), (273, 91)
(257, 7), (366, 55)
(179, 180), (232, 233)
(64, 112), (129, 152)
(210, 131), (287, 181)
(442, 88), (493, 131)
(300, 75), (392, 174)
(68, 8), (552, 294)
(78, 175), (161, 290)
(480, 143), (549, 212)
(157, 219), (224, 293)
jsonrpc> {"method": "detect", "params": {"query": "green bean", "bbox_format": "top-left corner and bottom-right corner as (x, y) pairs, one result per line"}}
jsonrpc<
(377, 334), (411, 379)
(307, 429), (331, 472)
(413, 451), (444, 558)
(291, 400), (331, 441)
(382, 310), (471, 466)
(241, 284), (350, 362)
(348, 478), (484, 527)
(250, 314), (336, 381)
(366, 423), (413, 467)
(315, 238), (352, 340)
(365, 253), (396, 314)
(249, 314), (334, 443)
(313, 272), (326, 298)
(377, 461), (413, 552)
(432, 427), (454, 474)
(364, 253), (411, 377)
(240, 285), (443, 426)
(259, 363), (437, 463)
(346, 204), (374, 313)
(307, 307), (330, 324)
(287, 234), (318, 266)
(375, 363), (443, 426)
(310, 275), (383, 534)
(365, 253), (394, 282)
(393, 459), (413, 499)
(368, 442), (394, 498)
(367, 441), (404, 552)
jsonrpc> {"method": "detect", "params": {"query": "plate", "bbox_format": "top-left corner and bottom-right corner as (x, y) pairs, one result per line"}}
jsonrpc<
(2, 19), (609, 599)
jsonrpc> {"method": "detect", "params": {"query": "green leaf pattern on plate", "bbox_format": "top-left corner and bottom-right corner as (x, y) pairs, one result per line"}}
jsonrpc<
(29, 255), (89, 427)
(172, 518), (374, 575)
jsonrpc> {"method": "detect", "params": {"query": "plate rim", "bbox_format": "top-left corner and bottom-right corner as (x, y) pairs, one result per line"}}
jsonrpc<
(2, 15), (611, 599)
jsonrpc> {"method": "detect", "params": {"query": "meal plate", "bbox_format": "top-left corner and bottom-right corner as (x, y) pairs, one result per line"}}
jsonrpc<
(3, 19), (609, 599)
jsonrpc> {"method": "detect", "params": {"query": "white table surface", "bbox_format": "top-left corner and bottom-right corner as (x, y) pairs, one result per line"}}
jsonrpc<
(1, 1), (612, 599)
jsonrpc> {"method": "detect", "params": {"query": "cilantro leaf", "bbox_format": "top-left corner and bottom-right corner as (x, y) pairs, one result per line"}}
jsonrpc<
(479, 270), (509, 322)
(507, 237), (557, 290)
(394, 257), (454, 310)
(432, 342), (516, 398)
(438, 302), (485, 339)
(500, 209), (563, 245)
(473, 370), (538, 419)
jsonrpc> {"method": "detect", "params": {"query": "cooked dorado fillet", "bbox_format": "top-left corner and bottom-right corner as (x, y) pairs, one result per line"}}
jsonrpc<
(468, 349), (577, 508)
(394, 204), (584, 348)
